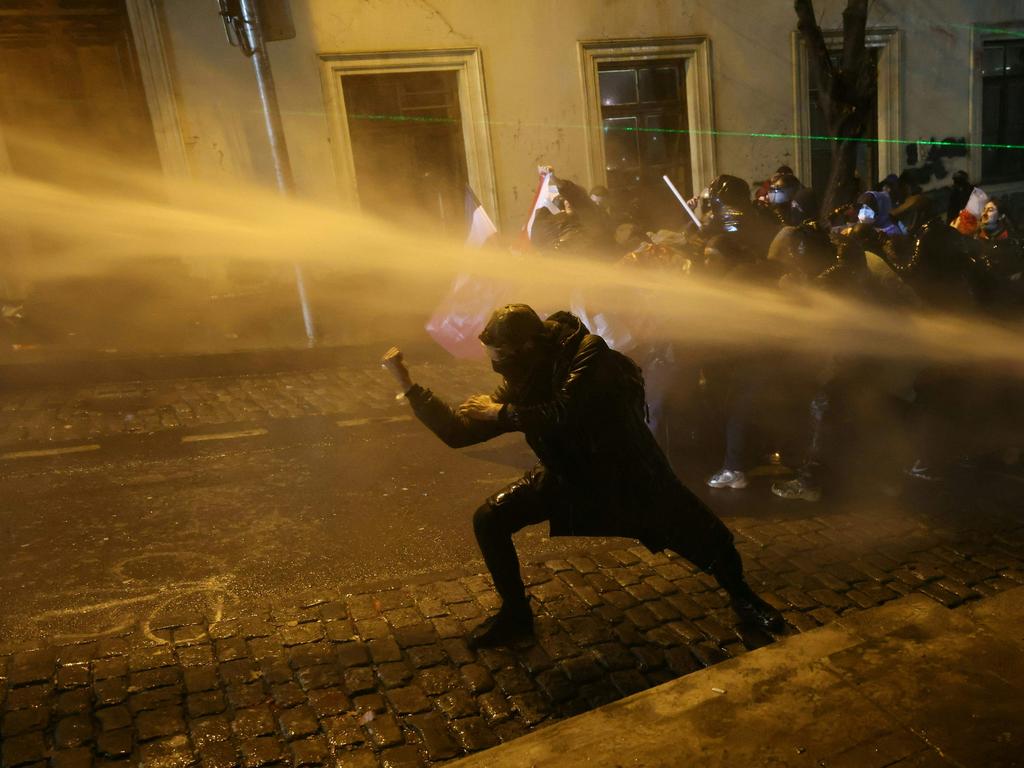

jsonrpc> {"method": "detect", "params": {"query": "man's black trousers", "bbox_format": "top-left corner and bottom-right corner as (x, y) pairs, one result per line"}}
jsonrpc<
(472, 468), (752, 611)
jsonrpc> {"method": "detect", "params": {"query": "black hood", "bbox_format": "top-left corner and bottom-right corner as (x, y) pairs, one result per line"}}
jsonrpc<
(542, 311), (589, 355)
(493, 311), (589, 390)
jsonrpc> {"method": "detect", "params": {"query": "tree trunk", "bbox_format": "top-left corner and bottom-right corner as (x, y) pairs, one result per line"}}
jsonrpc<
(822, 136), (860, 220)
(794, 0), (875, 226)
(821, 100), (874, 216)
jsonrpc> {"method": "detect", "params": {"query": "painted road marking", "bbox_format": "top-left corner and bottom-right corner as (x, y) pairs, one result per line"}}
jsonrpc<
(2, 444), (101, 460)
(181, 428), (268, 443)
(337, 416), (413, 428)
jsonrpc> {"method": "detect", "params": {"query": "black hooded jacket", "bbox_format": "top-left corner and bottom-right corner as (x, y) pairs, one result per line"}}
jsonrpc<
(404, 312), (727, 554)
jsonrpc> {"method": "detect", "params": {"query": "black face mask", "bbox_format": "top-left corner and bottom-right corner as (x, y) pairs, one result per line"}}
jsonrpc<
(491, 355), (529, 380)
(489, 347), (540, 382)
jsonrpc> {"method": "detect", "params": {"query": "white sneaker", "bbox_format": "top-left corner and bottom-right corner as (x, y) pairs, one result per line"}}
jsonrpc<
(707, 469), (749, 489)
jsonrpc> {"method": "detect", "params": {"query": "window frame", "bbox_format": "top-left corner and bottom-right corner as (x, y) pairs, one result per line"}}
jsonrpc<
(124, 0), (189, 178)
(578, 36), (716, 197)
(0, 0), (188, 178)
(791, 27), (902, 188)
(971, 23), (1024, 189)
(318, 48), (498, 224)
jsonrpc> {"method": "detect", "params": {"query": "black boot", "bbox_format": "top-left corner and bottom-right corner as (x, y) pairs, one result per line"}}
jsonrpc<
(707, 548), (785, 633)
(730, 591), (785, 633)
(467, 601), (533, 649)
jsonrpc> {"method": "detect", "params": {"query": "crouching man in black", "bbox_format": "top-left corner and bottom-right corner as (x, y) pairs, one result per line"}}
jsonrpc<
(382, 304), (782, 648)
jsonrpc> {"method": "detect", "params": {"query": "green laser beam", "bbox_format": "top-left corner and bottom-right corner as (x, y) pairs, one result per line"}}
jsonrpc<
(347, 113), (1024, 151)
(612, 125), (1022, 151)
(349, 113), (458, 124)
(948, 22), (1024, 39)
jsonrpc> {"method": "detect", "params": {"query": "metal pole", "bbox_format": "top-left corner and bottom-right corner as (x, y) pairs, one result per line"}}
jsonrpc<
(235, 0), (316, 346)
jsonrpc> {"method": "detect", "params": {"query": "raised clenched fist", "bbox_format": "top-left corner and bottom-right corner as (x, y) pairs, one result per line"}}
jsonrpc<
(381, 346), (413, 392)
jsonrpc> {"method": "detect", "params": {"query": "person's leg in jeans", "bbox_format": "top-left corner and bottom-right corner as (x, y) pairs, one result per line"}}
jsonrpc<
(723, 377), (759, 470)
(800, 391), (831, 483)
(709, 364), (766, 489)
(773, 383), (832, 501)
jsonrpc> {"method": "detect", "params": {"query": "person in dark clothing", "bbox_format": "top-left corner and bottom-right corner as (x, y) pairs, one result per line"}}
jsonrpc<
(699, 174), (781, 280)
(758, 171), (803, 226)
(896, 217), (985, 311)
(754, 164), (797, 203)
(946, 170), (974, 225)
(702, 174), (755, 236)
(878, 173), (904, 208)
(790, 187), (819, 226)
(381, 304), (783, 648)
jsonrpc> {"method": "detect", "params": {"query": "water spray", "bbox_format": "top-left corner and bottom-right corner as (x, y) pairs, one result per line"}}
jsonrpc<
(218, 0), (316, 347)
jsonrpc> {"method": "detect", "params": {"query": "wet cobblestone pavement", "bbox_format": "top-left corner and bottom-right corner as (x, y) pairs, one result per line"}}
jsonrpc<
(4, 363), (1024, 765)
(3, 506), (1023, 768)
(0, 362), (492, 449)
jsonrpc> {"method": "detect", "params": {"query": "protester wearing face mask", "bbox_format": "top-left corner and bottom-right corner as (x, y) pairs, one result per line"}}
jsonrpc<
(978, 199), (1010, 241)
(852, 190), (902, 237)
(856, 199), (876, 225)
(754, 164), (796, 203)
(382, 304), (784, 648)
(761, 172), (803, 226)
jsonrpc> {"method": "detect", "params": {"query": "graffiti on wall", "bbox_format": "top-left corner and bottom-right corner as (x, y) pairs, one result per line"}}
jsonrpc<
(902, 136), (969, 188)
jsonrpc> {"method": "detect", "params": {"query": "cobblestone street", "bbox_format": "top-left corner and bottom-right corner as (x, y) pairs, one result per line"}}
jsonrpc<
(3, 484), (1023, 767)
(3, 361), (1024, 766)
(0, 360), (494, 449)
(6, 0), (1024, 763)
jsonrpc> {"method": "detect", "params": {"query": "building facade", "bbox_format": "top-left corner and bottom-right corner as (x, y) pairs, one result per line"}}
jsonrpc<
(1, 0), (1022, 247)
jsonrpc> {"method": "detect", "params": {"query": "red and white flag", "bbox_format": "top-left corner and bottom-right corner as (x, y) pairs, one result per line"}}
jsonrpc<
(424, 185), (503, 358)
(519, 166), (561, 248)
(464, 185), (498, 247)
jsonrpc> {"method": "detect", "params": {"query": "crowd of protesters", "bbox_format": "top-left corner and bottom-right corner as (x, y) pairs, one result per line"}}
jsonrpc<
(514, 164), (1022, 503)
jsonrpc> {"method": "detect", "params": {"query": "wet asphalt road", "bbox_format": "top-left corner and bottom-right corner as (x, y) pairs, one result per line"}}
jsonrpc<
(0, 414), (632, 647)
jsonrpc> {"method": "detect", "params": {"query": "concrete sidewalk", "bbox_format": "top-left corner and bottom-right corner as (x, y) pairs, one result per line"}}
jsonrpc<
(450, 586), (1024, 768)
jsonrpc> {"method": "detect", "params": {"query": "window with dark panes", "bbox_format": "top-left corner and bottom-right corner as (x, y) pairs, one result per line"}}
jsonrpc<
(342, 70), (468, 235)
(598, 60), (691, 229)
(982, 39), (1024, 184)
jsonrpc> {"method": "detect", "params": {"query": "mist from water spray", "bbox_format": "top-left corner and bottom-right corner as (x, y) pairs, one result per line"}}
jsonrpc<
(1, 134), (1024, 376)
